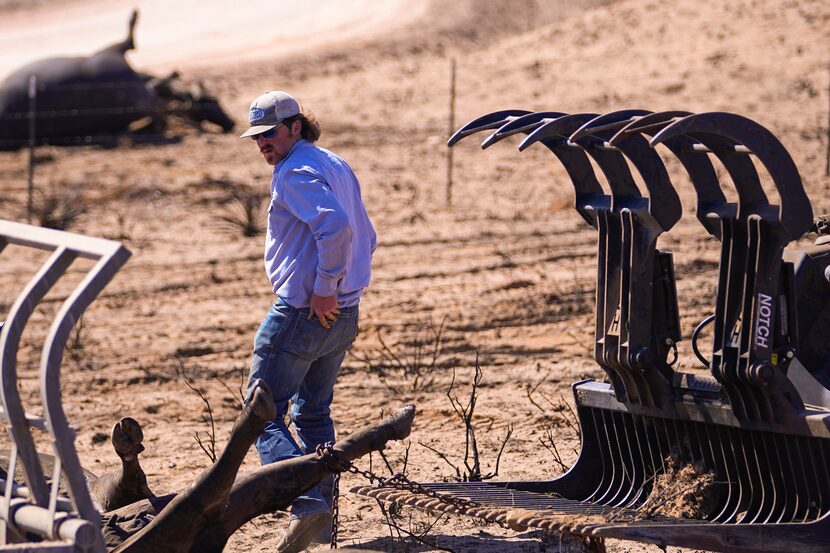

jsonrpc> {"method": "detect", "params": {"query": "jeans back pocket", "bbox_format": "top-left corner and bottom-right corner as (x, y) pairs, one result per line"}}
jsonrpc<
(289, 314), (334, 358)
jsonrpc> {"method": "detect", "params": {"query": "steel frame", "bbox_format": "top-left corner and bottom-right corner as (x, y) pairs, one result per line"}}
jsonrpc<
(0, 220), (130, 552)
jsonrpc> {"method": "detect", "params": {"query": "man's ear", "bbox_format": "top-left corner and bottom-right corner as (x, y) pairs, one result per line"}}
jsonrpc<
(292, 119), (302, 137)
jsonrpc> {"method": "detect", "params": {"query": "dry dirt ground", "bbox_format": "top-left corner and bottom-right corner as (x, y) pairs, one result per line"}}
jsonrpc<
(1, 0), (830, 551)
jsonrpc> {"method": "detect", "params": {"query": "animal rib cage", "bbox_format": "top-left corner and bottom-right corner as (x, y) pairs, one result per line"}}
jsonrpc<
(352, 110), (830, 552)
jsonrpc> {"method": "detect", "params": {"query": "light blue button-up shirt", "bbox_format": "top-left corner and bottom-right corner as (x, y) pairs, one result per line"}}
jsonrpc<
(264, 139), (376, 308)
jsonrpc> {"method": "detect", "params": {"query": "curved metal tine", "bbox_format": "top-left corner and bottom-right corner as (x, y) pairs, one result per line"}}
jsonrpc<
(754, 431), (780, 523)
(652, 112), (813, 239)
(697, 423), (723, 521)
(744, 432), (770, 523)
(652, 115), (767, 397)
(447, 109), (532, 147)
(724, 427), (751, 523)
(710, 424), (740, 523)
(650, 113), (769, 220)
(729, 429), (759, 524)
(0, 247), (77, 508)
(611, 111), (728, 239)
(628, 415), (653, 506)
(522, 114), (642, 402)
(779, 433), (804, 521)
(481, 111), (567, 149)
(807, 438), (828, 519)
(689, 421), (725, 522)
(484, 111), (607, 228)
(610, 412), (640, 508)
(642, 416), (667, 499)
(617, 413), (648, 508)
(573, 109), (681, 233)
(587, 408), (616, 503)
(449, 110), (609, 227)
(570, 108), (651, 142)
(595, 410), (626, 506)
(522, 113), (642, 200)
(609, 110), (689, 143)
(795, 437), (819, 521)
(41, 246), (129, 530)
(809, 438), (830, 519)
(576, 111), (679, 406)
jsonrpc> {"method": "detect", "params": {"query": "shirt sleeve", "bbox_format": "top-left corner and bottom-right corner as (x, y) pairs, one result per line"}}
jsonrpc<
(278, 165), (353, 297)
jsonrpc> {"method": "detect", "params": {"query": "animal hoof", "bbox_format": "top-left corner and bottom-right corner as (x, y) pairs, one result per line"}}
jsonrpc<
(112, 417), (145, 459)
(247, 379), (277, 422)
(390, 405), (416, 440)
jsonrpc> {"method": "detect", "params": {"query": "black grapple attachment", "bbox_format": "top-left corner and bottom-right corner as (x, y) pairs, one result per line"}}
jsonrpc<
(353, 110), (830, 552)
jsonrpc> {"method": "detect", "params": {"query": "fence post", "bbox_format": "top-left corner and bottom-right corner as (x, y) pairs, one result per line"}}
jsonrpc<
(446, 58), (456, 206)
(27, 75), (37, 224)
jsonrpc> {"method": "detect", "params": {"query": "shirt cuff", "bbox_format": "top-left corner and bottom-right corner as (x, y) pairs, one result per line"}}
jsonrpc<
(313, 276), (339, 297)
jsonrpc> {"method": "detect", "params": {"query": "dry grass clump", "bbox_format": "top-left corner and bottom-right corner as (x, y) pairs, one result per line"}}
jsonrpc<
(639, 456), (718, 519)
(30, 187), (86, 230)
(353, 317), (448, 393)
(215, 187), (267, 237)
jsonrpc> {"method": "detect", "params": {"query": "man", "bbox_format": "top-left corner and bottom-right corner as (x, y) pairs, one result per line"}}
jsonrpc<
(241, 90), (376, 552)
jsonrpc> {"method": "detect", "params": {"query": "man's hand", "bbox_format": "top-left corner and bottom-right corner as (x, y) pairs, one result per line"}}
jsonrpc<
(309, 293), (340, 328)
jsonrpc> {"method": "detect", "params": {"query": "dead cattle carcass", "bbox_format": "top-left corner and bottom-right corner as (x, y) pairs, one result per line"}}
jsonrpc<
(0, 219), (414, 552)
(0, 10), (234, 150)
(353, 110), (830, 553)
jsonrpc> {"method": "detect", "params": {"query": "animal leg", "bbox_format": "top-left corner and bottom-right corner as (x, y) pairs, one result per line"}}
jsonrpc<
(120, 9), (138, 53)
(89, 417), (154, 512)
(112, 417), (144, 460)
(188, 405), (416, 553)
(113, 379), (275, 553)
(113, 394), (415, 553)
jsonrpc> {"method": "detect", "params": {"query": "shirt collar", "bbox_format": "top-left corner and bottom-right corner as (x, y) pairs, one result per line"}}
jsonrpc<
(274, 139), (308, 172)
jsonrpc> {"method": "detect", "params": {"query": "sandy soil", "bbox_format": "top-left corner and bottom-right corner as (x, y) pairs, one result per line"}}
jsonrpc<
(0, 0), (829, 551)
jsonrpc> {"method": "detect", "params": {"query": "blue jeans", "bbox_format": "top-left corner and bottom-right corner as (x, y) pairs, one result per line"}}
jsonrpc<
(246, 298), (359, 518)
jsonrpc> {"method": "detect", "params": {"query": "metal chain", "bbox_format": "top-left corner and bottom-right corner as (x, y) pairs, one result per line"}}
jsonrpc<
(317, 443), (347, 549)
(316, 441), (487, 545)
(344, 464), (483, 512)
(317, 442), (488, 520)
(812, 215), (830, 236)
(330, 472), (340, 549)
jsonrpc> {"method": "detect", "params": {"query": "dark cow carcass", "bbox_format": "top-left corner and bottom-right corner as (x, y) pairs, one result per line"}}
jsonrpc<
(0, 10), (234, 150)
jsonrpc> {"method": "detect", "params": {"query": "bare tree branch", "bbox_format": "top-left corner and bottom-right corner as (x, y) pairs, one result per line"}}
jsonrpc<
(442, 355), (512, 482)
(525, 370), (551, 414)
(184, 379), (217, 462)
(418, 441), (462, 480)
(538, 427), (569, 472)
